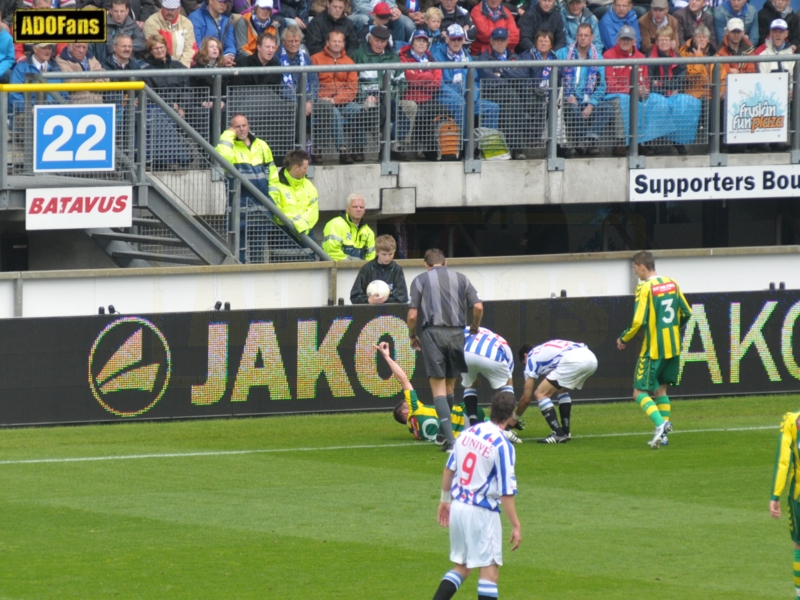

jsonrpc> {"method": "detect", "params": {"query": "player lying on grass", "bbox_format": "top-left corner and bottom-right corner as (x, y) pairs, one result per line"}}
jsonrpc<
(510, 339), (598, 444)
(462, 326), (516, 428)
(377, 342), (521, 445)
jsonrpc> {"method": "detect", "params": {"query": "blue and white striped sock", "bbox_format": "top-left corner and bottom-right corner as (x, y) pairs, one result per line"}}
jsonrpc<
(500, 385), (514, 394)
(478, 578), (499, 598)
(537, 397), (554, 412)
(443, 570), (463, 589)
(557, 392), (571, 404)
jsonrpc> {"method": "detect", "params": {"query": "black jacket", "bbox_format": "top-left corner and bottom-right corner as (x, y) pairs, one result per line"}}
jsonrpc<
(518, 3), (567, 52)
(757, 0), (800, 47)
(234, 52), (283, 86)
(143, 54), (190, 89)
(350, 258), (409, 304)
(304, 9), (360, 56)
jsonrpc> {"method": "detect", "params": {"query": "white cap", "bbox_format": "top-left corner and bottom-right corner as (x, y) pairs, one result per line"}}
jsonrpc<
(255, 0), (274, 9)
(162, 0), (180, 9)
(771, 18), (789, 30)
(727, 17), (745, 31)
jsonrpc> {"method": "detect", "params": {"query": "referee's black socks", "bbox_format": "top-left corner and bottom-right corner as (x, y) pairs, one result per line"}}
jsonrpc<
(434, 396), (457, 445)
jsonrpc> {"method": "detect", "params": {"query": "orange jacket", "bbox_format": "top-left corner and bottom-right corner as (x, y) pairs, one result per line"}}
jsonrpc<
(716, 33), (756, 94)
(678, 39), (716, 100)
(311, 47), (358, 105)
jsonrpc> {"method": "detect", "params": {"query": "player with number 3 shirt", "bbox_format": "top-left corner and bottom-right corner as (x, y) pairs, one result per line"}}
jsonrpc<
(431, 391), (521, 600)
(617, 251), (692, 449)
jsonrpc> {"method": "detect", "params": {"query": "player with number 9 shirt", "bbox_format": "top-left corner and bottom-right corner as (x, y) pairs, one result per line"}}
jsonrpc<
(617, 251), (692, 449)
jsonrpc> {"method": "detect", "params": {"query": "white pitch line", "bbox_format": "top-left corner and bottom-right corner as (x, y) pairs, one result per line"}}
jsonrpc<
(0, 424), (778, 466)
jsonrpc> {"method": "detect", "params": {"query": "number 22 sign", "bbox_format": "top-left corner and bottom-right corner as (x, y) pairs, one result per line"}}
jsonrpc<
(34, 105), (116, 173)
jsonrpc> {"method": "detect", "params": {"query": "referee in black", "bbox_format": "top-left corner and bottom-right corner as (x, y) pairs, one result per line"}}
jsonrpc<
(407, 248), (483, 453)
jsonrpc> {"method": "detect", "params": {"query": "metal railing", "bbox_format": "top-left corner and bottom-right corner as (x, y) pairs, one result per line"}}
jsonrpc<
(37, 53), (800, 173)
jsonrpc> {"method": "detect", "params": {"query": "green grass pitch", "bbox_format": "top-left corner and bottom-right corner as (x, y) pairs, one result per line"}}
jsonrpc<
(0, 394), (797, 599)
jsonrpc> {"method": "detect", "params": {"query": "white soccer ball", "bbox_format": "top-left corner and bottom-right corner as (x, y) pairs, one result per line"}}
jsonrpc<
(366, 279), (391, 301)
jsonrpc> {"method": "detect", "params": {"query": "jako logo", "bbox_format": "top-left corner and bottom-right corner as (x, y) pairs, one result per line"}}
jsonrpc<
(88, 317), (172, 417)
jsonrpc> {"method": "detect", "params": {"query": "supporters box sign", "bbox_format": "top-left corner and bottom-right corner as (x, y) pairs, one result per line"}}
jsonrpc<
(630, 165), (800, 201)
(726, 73), (788, 144)
(0, 291), (800, 426)
(25, 186), (132, 230)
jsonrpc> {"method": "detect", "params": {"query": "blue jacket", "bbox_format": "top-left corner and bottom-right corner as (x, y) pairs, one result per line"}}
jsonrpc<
(561, 5), (604, 55)
(431, 43), (481, 101)
(189, 3), (236, 58)
(9, 56), (64, 112)
(713, 1), (758, 47)
(0, 29), (14, 82)
(476, 49), (531, 82)
(555, 45), (607, 105)
(599, 8), (641, 50)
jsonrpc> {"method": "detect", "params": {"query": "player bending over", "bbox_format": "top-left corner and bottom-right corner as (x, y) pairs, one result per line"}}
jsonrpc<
(462, 326), (516, 427)
(431, 390), (521, 600)
(617, 251), (691, 449)
(770, 410), (800, 599)
(510, 339), (598, 444)
(377, 342), (521, 444)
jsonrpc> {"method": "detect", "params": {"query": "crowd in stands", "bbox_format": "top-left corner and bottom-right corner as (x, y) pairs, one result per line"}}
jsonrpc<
(0, 0), (795, 159)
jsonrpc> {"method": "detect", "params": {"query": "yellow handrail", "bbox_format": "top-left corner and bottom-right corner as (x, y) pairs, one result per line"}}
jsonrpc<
(0, 82), (144, 92)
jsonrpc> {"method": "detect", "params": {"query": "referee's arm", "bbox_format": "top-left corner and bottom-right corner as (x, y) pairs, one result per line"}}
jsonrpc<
(407, 308), (421, 350)
(470, 302), (484, 335)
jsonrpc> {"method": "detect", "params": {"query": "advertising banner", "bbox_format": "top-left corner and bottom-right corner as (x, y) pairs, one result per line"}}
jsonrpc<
(0, 291), (799, 426)
(726, 72), (788, 144)
(630, 165), (800, 201)
(25, 186), (133, 230)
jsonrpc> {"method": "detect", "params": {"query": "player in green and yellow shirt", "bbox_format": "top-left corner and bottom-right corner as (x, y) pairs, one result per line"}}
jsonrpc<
(375, 341), (518, 445)
(770, 410), (800, 598)
(616, 251), (692, 449)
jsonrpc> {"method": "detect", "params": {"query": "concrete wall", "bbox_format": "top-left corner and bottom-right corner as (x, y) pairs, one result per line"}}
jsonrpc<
(1, 246), (798, 319)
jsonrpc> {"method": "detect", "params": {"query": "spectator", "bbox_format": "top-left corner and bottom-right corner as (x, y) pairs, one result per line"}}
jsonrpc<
(678, 24), (716, 102)
(758, 0), (800, 47)
(15, 0), (68, 61)
(476, 28), (532, 160)
(431, 23), (500, 137)
(102, 33), (143, 71)
(235, 0), (282, 58)
(396, 0), (436, 30)
(189, 0), (237, 65)
(279, 0), (310, 31)
(604, 25), (651, 156)
(350, 234), (408, 303)
(306, 0), (360, 56)
(142, 33), (189, 90)
(235, 31), (283, 85)
(55, 43), (107, 104)
(638, 0), (677, 54)
(562, 0), (603, 55)
(0, 27), (13, 83)
(470, 0), (519, 56)
(323, 193), (376, 261)
(143, 0), (197, 68)
(309, 0), (350, 18)
(647, 26), (701, 154)
(352, 25), (399, 147)
(714, 0), (758, 49)
(357, 2), (397, 48)
(311, 29), (363, 163)
(95, 0), (147, 64)
(279, 25), (317, 114)
(518, 0), (566, 52)
(520, 30), (557, 147)
(674, 0), (716, 47)
(398, 29), (452, 160)
(190, 37), (231, 135)
(424, 6), (445, 47)
(556, 23), (610, 157)
(439, 0), (476, 49)
(79, 0), (157, 26)
(717, 16), (756, 89)
(271, 149), (319, 240)
(599, 0), (640, 51)
(217, 113), (280, 262)
(755, 18), (796, 73)
(8, 44), (64, 114)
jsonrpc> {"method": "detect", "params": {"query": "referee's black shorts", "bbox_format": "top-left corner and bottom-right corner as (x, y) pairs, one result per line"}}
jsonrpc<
(419, 326), (467, 379)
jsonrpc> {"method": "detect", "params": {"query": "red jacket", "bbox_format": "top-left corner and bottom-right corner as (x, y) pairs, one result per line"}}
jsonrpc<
(469, 1), (520, 56)
(399, 45), (442, 102)
(603, 43), (648, 95)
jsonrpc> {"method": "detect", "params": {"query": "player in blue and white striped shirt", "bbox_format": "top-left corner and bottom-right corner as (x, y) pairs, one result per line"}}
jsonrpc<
(432, 391), (522, 600)
(509, 339), (598, 444)
(462, 326), (515, 428)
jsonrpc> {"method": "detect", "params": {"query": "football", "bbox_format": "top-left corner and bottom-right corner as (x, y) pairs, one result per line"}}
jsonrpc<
(366, 279), (391, 301)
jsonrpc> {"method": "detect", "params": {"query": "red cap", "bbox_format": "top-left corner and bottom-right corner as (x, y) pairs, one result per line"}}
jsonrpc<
(371, 2), (392, 16)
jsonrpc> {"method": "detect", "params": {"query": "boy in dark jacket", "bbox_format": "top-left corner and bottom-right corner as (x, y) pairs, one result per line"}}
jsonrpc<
(350, 234), (409, 304)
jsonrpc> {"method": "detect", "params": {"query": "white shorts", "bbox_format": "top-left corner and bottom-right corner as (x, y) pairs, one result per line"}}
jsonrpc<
(449, 501), (503, 569)
(461, 353), (513, 390)
(547, 347), (598, 390)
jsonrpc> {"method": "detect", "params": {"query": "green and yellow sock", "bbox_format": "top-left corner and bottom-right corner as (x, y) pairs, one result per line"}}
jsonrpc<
(636, 393), (665, 427)
(793, 548), (800, 597)
(654, 395), (671, 423)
